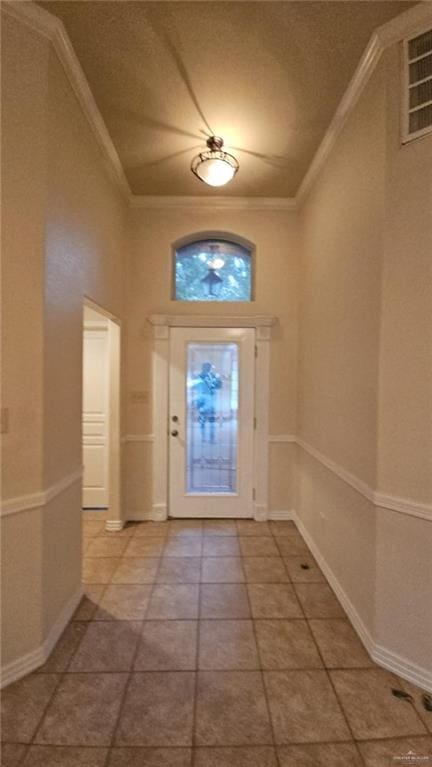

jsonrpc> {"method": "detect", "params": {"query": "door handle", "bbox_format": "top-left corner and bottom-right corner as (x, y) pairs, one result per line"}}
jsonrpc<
(171, 429), (179, 437)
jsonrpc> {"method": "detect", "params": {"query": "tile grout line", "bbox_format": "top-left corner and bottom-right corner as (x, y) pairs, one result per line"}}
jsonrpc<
(191, 551), (204, 766)
(104, 545), (166, 762)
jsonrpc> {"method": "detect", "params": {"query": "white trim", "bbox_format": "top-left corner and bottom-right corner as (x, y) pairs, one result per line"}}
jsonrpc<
(268, 510), (295, 520)
(292, 510), (432, 692)
(105, 519), (124, 532)
(297, 437), (432, 522)
(83, 320), (108, 332)
(1, 586), (83, 688)
(297, 438), (375, 502)
(297, 4), (432, 203)
(130, 196), (297, 210)
(126, 509), (164, 522)
(148, 314), (277, 329)
(1, 1), (130, 199)
(124, 434), (155, 443)
(3, 2), (431, 206)
(1, 468), (83, 518)
(268, 434), (296, 443)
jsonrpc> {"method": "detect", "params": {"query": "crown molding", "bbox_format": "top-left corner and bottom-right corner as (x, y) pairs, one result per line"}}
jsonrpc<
(2, 0), (131, 200)
(3, 1), (431, 208)
(129, 195), (297, 210)
(297, 3), (432, 204)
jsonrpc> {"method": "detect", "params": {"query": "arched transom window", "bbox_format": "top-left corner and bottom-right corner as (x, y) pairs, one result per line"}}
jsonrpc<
(174, 238), (253, 302)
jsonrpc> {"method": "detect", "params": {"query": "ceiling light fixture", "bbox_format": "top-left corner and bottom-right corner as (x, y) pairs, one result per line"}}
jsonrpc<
(191, 136), (239, 187)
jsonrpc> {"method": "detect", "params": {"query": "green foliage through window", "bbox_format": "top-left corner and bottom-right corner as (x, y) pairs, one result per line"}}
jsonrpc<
(174, 239), (252, 301)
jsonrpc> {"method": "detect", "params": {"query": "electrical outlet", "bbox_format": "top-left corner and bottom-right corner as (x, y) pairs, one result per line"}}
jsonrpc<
(131, 390), (149, 404)
(0, 407), (9, 434)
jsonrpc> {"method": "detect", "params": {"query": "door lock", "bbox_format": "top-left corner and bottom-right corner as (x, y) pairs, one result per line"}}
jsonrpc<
(171, 429), (179, 437)
(172, 415), (179, 422)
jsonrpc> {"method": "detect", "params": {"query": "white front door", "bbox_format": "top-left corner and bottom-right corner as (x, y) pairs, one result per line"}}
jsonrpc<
(169, 327), (255, 518)
(82, 326), (109, 508)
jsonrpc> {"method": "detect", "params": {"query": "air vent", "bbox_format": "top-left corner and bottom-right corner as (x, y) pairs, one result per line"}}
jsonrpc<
(403, 29), (432, 143)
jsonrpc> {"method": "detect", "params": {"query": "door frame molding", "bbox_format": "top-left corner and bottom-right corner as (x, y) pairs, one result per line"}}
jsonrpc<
(148, 314), (277, 521)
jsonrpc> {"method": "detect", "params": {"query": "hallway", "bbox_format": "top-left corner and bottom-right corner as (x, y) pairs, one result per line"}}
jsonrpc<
(2, 518), (431, 766)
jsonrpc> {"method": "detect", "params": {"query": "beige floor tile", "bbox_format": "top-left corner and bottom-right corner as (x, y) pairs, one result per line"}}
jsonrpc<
(108, 747), (192, 766)
(115, 672), (195, 746)
(37, 622), (87, 673)
(201, 557), (245, 583)
(94, 584), (152, 620)
(196, 671), (272, 745)
(124, 538), (166, 557)
(82, 558), (120, 584)
(157, 557), (201, 583)
(275, 536), (310, 557)
(35, 673), (128, 746)
(399, 679), (432, 734)
(277, 742), (363, 766)
(199, 620), (259, 670)
(73, 585), (106, 620)
(1, 673), (59, 743)
(111, 557), (159, 584)
(269, 521), (298, 537)
(146, 584), (199, 619)
(194, 746), (277, 766)
(0, 743), (27, 767)
(202, 538), (240, 557)
(283, 555), (324, 583)
(330, 668), (428, 739)
(200, 584), (251, 619)
(255, 620), (323, 669)
(264, 669), (351, 744)
(243, 557), (289, 583)
(236, 520), (272, 536)
(293, 583), (345, 618)
(133, 522), (169, 538)
(82, 520), (105, 538)
(164, 538), (203, 557)
(102, 524), (136, 538)
(203, 520), (237, 537)
(85, 538), (128, 558)
(239, 537), (279, 557)
(308, 619), (373, 668)
(21, 745), (108, 766)
(168, 520), (203, 537)
(135, 621), (198, 670)
(248, 584), (303, 619)
(69, 621), (141, 672)
(357, 736), (432, 767)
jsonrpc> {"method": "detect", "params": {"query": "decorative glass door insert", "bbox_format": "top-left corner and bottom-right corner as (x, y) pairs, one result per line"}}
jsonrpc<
(169, 327), (254, 518)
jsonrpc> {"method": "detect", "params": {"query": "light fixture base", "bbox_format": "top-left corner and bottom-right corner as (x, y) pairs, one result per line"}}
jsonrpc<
(206, 136), (224, 151)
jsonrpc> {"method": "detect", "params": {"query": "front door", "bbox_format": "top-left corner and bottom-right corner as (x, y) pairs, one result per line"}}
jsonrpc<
(169, 327), (255, 518)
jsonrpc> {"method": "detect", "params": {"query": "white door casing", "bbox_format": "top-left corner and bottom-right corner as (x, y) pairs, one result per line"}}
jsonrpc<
(149, 315), (276, 521)
(82, 322), (109, 508)
(169, 327), (255, 518)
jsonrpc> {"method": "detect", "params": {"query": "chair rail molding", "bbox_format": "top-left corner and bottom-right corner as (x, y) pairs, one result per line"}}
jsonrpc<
(1, 467), (83, 518)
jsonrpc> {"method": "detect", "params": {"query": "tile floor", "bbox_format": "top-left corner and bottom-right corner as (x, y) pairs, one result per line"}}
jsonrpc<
(2, 517), (431, 767)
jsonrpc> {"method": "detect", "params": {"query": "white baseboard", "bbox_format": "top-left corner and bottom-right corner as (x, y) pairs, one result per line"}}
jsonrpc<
(292, 510), (432, 693)
(126, 509), (166, 522)
(268, 510), (296, 521)
(1, 585), (83, 689)
(105, 519), (124, 532)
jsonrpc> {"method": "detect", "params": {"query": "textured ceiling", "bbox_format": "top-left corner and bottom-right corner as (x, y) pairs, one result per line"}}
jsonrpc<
(39, 1), (416, 197)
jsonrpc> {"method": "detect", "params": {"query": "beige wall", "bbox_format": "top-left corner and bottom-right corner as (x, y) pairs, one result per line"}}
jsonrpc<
(1, 14), (127, 668)
(126, 206), (299, 516)
(297, 45), (432, 678)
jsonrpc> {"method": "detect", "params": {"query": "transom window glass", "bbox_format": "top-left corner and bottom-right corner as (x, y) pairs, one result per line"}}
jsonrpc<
(174, 239), (252, 301)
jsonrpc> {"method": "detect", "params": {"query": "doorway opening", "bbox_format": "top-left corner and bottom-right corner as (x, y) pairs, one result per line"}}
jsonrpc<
(82, 300), (122, 531)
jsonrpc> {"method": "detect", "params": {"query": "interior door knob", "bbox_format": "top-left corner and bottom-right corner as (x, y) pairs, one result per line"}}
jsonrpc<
(171, 429), (179, 437)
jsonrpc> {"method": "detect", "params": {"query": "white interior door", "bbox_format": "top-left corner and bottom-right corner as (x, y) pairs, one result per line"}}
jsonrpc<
(169, 327), (255, 518)
(82, 326), (109, 508)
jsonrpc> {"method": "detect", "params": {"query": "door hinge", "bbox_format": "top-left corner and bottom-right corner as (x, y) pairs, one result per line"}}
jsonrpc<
(252, 488), (256, 501)
(254, 345), (258, 358)
(253, 417), (257, 430)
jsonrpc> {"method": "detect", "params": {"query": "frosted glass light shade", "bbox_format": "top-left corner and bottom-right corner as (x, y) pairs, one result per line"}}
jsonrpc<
(195, 157), (236, 187)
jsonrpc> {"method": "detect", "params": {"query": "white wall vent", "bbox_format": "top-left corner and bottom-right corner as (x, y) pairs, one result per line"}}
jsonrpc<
(402, 29), (432, 143)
